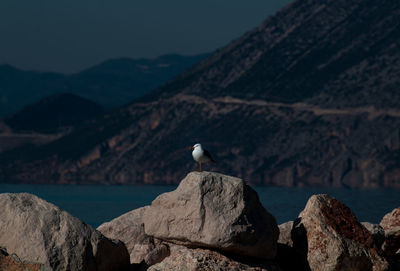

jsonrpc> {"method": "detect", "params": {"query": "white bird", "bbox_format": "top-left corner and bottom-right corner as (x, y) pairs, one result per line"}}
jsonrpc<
(191, 143), (215, 172)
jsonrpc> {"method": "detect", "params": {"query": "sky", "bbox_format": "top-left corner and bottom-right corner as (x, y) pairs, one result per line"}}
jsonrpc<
(0, 0), (291, 74)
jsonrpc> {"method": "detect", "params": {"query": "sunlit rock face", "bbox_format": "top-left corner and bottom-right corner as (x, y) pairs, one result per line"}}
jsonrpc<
(0, 193), (130, 271)
(143, 171), (279, 259)
(293, 194), (388, 271)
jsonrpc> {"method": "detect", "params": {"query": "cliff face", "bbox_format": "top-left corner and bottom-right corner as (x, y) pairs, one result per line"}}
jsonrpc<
(1, 0), (400, 186)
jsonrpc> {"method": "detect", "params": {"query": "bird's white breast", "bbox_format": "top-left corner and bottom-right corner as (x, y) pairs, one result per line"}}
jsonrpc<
(192, 147), (204, 162)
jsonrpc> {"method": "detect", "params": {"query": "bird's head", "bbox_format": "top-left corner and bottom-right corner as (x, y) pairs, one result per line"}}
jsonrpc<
(190, 143), (201, 150)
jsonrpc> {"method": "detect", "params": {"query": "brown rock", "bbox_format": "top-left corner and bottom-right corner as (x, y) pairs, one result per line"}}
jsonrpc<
(0, 247), (51, 271)
(97, 206), (157, 264)
(143, 171), (279, 259)
(147, 245), (280, 271)
(295, 194), (388, 271)
(380, 206), (400, 257)
(0, 193), (130, 271)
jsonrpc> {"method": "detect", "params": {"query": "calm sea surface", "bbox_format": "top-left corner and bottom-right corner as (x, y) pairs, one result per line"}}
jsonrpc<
(0, 184), (399, 228)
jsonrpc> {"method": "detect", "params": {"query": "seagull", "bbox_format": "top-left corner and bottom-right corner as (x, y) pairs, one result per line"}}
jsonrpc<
(191, 143), (215, 172)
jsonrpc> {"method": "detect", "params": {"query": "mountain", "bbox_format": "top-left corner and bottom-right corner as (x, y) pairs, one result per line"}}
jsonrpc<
(1, 0), (399, 187)
(0, 65), (65, 117)
(0, 93), (104, 154)
(4, 93), (104, 133)
(0, 54), (208, 117)
(64, 54), (209, 107)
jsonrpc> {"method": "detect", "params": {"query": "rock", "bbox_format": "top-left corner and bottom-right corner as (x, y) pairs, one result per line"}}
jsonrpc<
(147, 245), (280, 271)
(98, 206), (158, 264)
(277, 221), (294, 247)
(275, 221), (309, 271)
(0, 247), (52, 271)
(143, 244), (170, 267)
(380, 206), (400, 269)
(361, 222), (385, 248)
(380, 206), (400, 257)
(294, 194), (388, 271)
(0, 193), (130, 271)
(0, 247), (7, 257)
(143, 171), (279, 259)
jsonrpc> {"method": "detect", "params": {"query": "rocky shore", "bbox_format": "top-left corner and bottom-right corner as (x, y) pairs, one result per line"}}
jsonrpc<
(0, 172), (399, 271)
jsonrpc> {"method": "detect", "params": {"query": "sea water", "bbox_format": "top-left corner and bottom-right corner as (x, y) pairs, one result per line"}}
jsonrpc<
(0, 184), (399, 228)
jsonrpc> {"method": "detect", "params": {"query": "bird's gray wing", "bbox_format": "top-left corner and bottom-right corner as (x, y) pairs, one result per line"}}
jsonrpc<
(204, 149), (216, 163)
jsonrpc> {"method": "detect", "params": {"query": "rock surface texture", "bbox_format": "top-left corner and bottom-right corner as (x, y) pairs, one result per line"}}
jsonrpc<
(362, 222), (386, 249)
(277, 221), (294, 247)
(147, 245), (280, 271)
(0, 193), (130, 271)
(380, 206), (400, 269)
(143, 171), (279, 259)
(0, 248), (51, 271)
(97, 206), (157, 264)
(295, 194), (388, 271)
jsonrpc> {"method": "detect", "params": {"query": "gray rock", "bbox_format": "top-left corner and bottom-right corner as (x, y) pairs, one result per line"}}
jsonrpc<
(278, 221), (294, 247)
(0, 193), (130, 271)
(294, 194), (388, 271)
(147, 244), (280, 271)
(276, 221), (310, 271)
(97, 206), (157, 264)
(143, 171), (279, 259)
(361, 222), (385, 248)
(143, 243), (170, 267)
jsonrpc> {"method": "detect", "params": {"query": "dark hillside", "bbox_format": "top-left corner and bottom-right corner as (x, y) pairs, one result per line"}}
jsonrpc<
(5, 93), (104, 133)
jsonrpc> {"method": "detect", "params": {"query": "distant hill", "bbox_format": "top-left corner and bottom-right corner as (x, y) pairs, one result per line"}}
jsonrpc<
(4, 93), (104, 133)
(1, 0), (399, 187)
(0, 54), (208, 117)
(0, 65), (65, 117)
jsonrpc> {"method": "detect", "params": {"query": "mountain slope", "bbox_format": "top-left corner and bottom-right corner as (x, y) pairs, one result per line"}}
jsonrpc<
(0, 54), (208, 117)
(145, 0), (400, 108)
(1, 0), (399, 187)
(65, 54), (209, 107)
(0, 65), (65, 117)
(5, 93), (104, 133)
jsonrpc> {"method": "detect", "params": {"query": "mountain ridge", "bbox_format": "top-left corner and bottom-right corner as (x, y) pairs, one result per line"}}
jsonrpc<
(141, 0), (400, 109)
(0, 53), (208, 117)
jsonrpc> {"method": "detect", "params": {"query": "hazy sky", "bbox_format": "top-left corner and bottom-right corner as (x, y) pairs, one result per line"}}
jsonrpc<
(0, 0), (291, 74)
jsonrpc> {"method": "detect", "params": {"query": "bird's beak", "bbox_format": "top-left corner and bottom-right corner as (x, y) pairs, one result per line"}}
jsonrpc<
(190, 146), (194, 150)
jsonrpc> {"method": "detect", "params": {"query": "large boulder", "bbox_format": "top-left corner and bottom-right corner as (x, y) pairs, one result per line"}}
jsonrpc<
(97, 206), (158, 264)
(0, 193), (130, 271)
(147, 244), (280, 271)
(380, 206), (400, 257)
(143, 171), (279, 259)
(294, 194), (388, 271)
